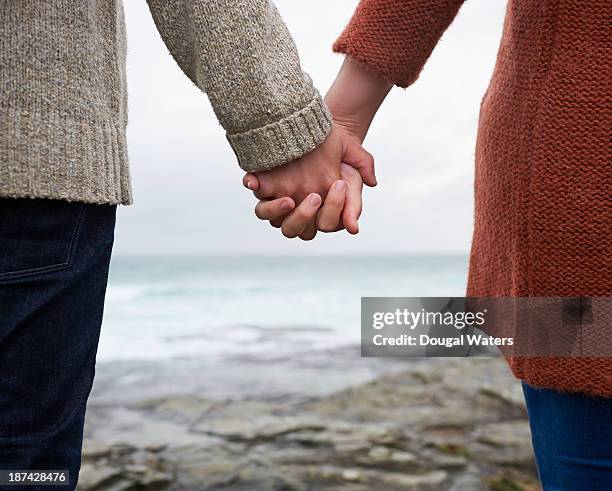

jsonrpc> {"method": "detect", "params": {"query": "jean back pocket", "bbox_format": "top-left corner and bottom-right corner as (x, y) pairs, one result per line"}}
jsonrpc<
(0, 199), (85, 280)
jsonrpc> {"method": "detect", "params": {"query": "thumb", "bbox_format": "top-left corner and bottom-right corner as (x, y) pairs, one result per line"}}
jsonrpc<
(341, 136), (377, 187)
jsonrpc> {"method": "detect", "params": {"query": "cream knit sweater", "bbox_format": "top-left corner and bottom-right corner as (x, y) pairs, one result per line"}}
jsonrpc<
(0, 0), (332, 205)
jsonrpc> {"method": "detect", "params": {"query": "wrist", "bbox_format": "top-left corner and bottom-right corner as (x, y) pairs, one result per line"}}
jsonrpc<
(325, 57), (392, 142)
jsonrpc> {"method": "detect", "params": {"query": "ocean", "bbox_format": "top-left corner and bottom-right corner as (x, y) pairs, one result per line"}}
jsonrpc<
(94, 255), (469, 401)
(100, 255), (468, 363)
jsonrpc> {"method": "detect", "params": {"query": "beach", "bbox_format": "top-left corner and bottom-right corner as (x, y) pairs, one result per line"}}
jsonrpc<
(82, 355), (538, 490)
(79, 256), (539, 490)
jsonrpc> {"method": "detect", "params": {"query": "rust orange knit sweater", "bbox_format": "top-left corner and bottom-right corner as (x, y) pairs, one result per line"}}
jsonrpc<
(334, 0), (611, 396)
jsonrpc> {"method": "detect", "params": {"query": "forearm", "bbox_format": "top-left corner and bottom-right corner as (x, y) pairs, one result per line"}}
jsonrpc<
(325, 57), (392, 142)
(146, 0), (331, 172)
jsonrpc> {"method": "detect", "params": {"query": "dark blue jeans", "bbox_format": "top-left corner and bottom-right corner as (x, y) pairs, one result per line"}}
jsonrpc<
(0, 198), (116, 490)
(523, 382), (612, 490)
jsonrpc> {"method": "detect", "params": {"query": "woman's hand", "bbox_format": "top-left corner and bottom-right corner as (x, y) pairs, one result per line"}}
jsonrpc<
(245, 56), (392, 239)
(325, 57), (393, 143)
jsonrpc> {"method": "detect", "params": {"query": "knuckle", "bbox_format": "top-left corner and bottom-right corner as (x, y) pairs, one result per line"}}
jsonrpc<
(254, 178), (273, 198)
(270, 217), (283, 228)
(295, 207), (312, 221)
(317, 220), (335, 233)
(329, 193), (344, 206)
(324, 176), (337, 191)
(283, 182), (297, 197)
(253, 189), (268, 200)
(254, 205), (265, 220)
(281, 226), (297, 239)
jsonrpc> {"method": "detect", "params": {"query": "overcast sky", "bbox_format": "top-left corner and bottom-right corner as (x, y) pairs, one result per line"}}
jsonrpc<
(114, 0), (506, 256)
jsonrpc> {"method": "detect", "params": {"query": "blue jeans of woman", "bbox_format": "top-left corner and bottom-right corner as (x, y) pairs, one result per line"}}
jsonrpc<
(522, 382), (612, 490)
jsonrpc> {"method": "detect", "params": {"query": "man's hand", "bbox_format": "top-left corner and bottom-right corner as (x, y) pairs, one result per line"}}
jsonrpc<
(244, 123), (376, 198)
(243, 122), (374, 240)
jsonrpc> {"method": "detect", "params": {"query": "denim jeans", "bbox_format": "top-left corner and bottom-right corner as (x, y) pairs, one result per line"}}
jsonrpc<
(523, 382), (612, 490)
(0, 198), (116, 490)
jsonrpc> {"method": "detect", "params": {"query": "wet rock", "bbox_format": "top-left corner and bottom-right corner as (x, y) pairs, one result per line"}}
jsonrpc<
(428, 452), (469, 470)
(367, 446), (392, 461)
(81, 358), (538, 490)
(487, 470), (541, 491)
(78, 442), (171, 491)
(309, 466), (448, 490)
(476, 421), (532, 448)
(471, 420), (535, 466)
(449, 473), (486, 491)
(193, 414), (326, 441)
(381, 469), (448, 489)
(77, 463), (122, 490)
(130, 395), (215, 425)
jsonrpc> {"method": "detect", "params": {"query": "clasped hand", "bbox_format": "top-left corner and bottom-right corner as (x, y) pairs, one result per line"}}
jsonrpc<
(242, 58), (392, 241)
(243, 122), (375, 240)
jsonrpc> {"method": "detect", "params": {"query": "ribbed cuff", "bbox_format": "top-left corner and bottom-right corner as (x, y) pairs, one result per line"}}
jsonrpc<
(0, 107), (132, 205)
(227, 93), (333, 173)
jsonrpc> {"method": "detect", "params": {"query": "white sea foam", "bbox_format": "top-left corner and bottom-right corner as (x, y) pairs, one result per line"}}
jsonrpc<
(97, 255), (467, 362)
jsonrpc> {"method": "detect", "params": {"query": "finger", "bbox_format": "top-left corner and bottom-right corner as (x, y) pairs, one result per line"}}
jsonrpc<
(270, 217), (283, 228)
(250, 172), (279, 200)
(342, 141), (377, 187)
(254, 198), (295, 221)
(317, 180), (346, 232)
(281, 193), (322, 238)
(243, 172), (273, 199)
(243, 173), (260, 191)
(299, 221), (318, 241)
(340, 163), (363, 235)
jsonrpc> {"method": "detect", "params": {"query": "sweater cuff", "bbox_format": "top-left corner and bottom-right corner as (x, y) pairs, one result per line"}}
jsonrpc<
(227, 94), (333, 173)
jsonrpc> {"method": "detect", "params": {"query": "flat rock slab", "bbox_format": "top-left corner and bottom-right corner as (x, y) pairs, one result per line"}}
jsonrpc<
(80, 358), (540, 490)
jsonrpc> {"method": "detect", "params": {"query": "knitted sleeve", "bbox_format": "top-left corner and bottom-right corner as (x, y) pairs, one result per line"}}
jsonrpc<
(333, 0), (466, 88)
(146, 0), (332, 172)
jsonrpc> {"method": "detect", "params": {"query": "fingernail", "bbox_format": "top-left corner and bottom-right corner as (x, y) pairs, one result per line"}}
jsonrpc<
(245, 180), (252, 189)
(335, 180), (346, 192)
(308, 194), (322, 207)
(280, 199), (293, 211)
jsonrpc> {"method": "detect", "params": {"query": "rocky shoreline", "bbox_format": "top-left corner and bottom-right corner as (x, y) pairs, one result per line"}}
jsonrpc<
(80, 358), (540, 490)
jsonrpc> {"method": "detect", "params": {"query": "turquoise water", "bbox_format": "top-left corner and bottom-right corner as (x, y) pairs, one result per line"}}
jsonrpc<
(99, 255), (468, 363)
